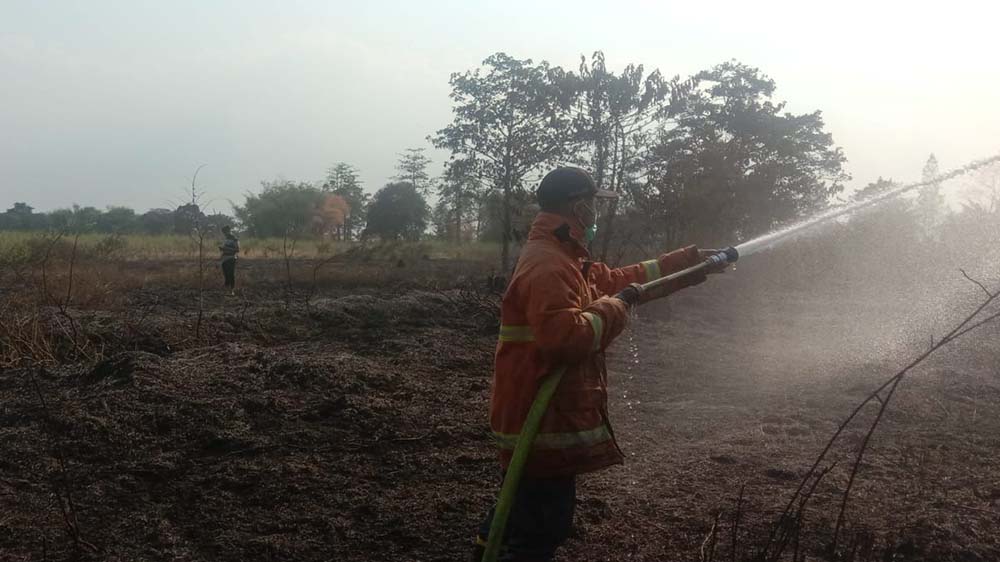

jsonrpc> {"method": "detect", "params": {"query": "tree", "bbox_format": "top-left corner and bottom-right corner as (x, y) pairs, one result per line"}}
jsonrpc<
(139, 209), (175, 235)
(852, 177), (917, 239)
(173, 203), (206, 235)
(324, 163), (368, 240)
(234, 181), (322, 238)
(364, 182), (429, 241)
(571, 52), (687, 260)
(435, 157), (485, 242)
(311, 194), (349, 238)
(48, 208), (75, 231)
(852, 176), (898, 202)
(204, 212), (235, 231)
(0, 202), (48, 231)
(643, 61), (848, 248)
(393, 148), (434, 196)
(431, 199), (453, 240)
(477, 188), (537, 245)
(96, 206), (138, 234)
(432, 52), (576, 273)
(915, 153), (946, 242)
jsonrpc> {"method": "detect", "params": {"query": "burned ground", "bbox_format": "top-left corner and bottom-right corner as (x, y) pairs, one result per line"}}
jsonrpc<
(1, 242), (999, 561)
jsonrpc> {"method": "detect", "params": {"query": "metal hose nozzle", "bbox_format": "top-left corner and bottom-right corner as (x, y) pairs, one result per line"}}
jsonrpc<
(705, 246), (739, 267)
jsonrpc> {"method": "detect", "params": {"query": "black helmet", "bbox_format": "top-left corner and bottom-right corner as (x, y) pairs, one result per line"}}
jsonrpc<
(536, 167), (617, 209)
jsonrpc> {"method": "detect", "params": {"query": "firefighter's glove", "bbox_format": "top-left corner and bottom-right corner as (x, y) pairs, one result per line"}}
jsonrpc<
(615, 283), (644, 307)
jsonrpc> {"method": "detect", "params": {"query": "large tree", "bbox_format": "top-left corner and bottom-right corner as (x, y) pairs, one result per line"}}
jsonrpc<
(96, 206), (138, 234)
(173, 203), (208, 235)
(0, 203), (48, 231)
(434, 157), (485, 243)
(324, 162), (367, 240)
(570, 52), (690, 261)
(432, 52), (576, 272)
(915, 153), (945, 242)
(364, 182), (429, 241)
(139, 209), (175, 235)
(643, 61), (848, 247)
(393, 148), (434, 196)
(234, 181), (321, 238)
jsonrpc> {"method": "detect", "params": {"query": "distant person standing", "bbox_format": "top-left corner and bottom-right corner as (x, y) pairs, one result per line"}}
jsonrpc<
(219, 225), (240, 293)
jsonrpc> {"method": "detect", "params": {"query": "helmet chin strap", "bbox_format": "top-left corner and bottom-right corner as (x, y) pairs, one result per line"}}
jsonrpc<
(571, 199), (598, 243)
(572, 200), (595, 228)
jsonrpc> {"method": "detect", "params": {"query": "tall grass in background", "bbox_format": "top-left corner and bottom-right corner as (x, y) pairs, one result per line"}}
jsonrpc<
(0, 230), (501, 263)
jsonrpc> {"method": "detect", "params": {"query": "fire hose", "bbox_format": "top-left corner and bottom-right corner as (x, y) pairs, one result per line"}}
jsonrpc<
(480, 247), (739, 562)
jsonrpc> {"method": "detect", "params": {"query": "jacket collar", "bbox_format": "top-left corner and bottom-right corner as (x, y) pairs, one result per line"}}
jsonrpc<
(528, 212), (590, 260)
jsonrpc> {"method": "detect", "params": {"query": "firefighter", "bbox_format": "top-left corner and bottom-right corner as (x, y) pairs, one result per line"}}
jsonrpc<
(472, 166), (725, 561)
(219, 225), (240, 294)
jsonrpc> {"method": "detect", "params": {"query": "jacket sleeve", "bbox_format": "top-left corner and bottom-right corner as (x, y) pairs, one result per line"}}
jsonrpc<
(640, 245), (709, 300)
(522, 266), (630, 363)
(589, 245), (704, 296)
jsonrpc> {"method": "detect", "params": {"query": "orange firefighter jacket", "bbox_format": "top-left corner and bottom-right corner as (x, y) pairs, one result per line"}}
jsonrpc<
(490, 212), (705, 478)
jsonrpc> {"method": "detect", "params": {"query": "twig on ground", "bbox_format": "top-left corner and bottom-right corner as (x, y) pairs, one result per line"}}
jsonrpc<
(731, 481), (745, 562)
(700, 511), (721, 562)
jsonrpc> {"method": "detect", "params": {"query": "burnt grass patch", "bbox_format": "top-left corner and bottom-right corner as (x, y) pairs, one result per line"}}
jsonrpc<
(1, 257), (998, 561)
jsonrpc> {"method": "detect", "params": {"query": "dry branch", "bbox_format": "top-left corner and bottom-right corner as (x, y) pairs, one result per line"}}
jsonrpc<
(760, 271), (1000, 560)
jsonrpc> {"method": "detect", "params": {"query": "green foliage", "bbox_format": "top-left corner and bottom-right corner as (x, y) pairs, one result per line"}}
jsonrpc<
(570, 51), (687, 260)
(434, 158), (486, 242)
(96, 206), (138, 234)
(172, 203), (205, 235)
(0, 201), (236, 238)
(139, 209), (175, 235)
(324, 162), (368, 240)
(643, 61), (849, 247)
(476, 189), (535, 245)
(364, 182), (429, 241)
(431, 52), (576, 270)
(0, 203), (49, 231)
(235, 180), (322, 238)
(393, 148), (434, 195)
(571, 51), (675, 192)
(5, 55), (860, 262)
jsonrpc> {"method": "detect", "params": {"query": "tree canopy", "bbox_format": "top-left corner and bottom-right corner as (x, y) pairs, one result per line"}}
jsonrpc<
(364, 182), (429, 241)
(642, 61), (849, 247)
(432, 52), (576, 271)
(324, 163), (367, 240)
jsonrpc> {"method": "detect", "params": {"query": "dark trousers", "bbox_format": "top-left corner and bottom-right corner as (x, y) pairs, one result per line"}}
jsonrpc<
(474, 474), (576, 561)
(221, 259), (236, 289)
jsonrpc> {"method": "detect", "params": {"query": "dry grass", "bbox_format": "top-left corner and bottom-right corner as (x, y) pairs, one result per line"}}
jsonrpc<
(0, 235), (500, 369)
(0, 299), (57, 367)
(0, 231), (501, 262)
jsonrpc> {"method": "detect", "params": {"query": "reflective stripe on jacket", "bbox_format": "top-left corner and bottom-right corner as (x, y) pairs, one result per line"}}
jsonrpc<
(490, 211), (704, 478)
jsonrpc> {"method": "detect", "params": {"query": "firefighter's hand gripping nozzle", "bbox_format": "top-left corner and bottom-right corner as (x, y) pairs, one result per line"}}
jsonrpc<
(632, 246), (739, 306)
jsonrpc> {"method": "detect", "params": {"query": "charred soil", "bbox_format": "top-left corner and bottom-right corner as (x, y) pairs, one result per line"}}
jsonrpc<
(1, 253), (999, 561)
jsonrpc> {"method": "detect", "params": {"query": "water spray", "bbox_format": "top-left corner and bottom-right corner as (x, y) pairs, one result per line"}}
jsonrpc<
(735, 153), (1000, 257)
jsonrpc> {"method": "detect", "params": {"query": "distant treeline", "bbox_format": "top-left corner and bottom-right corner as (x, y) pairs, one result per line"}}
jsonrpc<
(7, 51), (996, 270)
(0, 202), (234, 236)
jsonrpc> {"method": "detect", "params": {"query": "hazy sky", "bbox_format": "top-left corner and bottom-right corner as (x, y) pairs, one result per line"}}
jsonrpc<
(2, 0), (998, 213)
